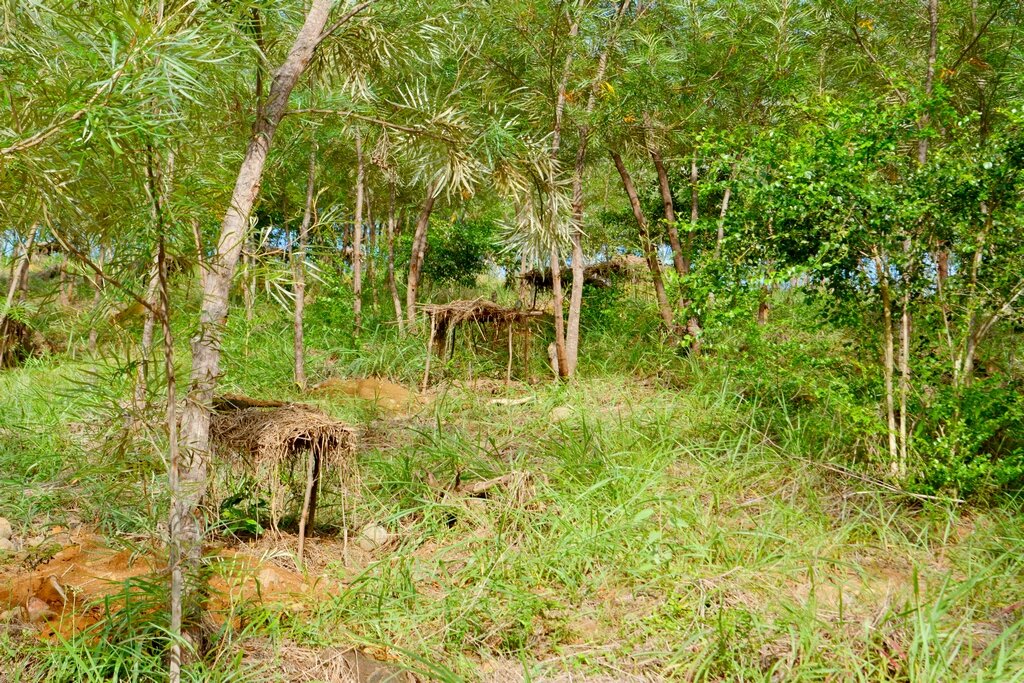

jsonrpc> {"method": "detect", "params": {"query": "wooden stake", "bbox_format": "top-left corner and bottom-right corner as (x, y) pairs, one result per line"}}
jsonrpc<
(422, 312), (435, 391)
(297, 450), (316, 571)
(506, 324), (513, 385)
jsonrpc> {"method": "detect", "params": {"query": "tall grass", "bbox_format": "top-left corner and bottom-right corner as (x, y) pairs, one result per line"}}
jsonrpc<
(2, 286), (1024, 681)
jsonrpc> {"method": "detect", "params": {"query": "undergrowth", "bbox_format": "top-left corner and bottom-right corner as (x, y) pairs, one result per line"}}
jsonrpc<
(1, 287), (1023, 681)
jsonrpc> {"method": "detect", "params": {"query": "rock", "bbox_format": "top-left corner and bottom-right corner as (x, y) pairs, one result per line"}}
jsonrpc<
(0, 607), (21, 623)
(0, 517), (12, 540)
(25, 597), (54, 623)
(0, 537), (16, 553)
(550, 406), (573, 423)
(356, 523), (390, 551)
(25, 535), (46, 548)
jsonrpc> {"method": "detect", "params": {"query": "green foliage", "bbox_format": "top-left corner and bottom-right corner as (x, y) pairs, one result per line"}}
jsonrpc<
(305, 270), (358, 350)
(915, 380), (1024, 498)
(397, 217), (503, 287)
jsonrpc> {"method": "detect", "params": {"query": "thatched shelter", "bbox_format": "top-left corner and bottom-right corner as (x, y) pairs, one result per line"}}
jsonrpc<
(210, 402), (356, 564)
(420, 299), (546, 388)
(518, 254), (647, 291)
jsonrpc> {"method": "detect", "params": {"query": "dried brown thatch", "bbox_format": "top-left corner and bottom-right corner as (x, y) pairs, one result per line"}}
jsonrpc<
(421, 298), (545, 327)
(211, 404), (355, 474)
(420, 300), (545, 389)
(211, 403), (356, 557)
(519, 254), (648, 290)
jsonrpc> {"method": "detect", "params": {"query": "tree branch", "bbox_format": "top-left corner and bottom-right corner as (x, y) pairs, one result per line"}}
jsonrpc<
(314, 0), (377, 50)
(948, 0), (1009, 73)
(848, 11), (908, 104)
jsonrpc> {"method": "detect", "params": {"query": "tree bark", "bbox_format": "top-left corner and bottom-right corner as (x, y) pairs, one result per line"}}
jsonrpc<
(517, 250), (529, 307)
(137, 147), (175, 409)
(174, 0), (336, 645)
(564, 0), (628, 377)
(352, 130), (365, 335)
(294, 147), (316, 390)
(651, 146), (687, 278)
(689, 155), (698, 250)
(406, 181), (438, 329)
(366, 189), (377, 311)
(3, 227), (35, 318)
(545, 7), (580, 379)
(386, 186), (404, 334)
(917, 0), (939, 164)
(611, 150), (675, 332)
(156, 233), (182, 683)
(714, 185), (732, 259)
(873, 250), (900, 472)
(897, 290), (910, 477)
(549, 247), (569, 378)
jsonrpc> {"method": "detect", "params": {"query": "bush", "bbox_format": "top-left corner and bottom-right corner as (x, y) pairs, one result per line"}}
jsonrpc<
(913, 380), (1024, 499)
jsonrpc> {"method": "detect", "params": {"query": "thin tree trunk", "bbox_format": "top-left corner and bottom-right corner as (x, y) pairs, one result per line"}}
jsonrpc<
(135, 255), (160, 408)
(157, 231), (182, 683)
(650, 145), (687, 277)
(549, 247), (569, 378)
(714, 185), (732, 259)
(406, 181), (438, 329)
(297, 450), (316, 570)
(545, 6), (580, 379)
(611, 150), (675, 332)
(517, 251), (529, 307)
(0, 227), (36, 366)
(366, 190), (377, 311)
(873, 250), (899, 471)
(897, 290), (910, 477)
(3, 227), (35, 316)
(353, 130), (365, 335)
(564, 0), (629, 377)
(386, 185), (404, 334)
(175, 0), (338, 654)
(918, 0), (939, 164)
(757, 285), (771, 325)
(137, 147), (175, 409)
(88, 249), (105, 355)
(294, 147), (316, 390)
(689, 156), (698, 263)
(17, 243), (31, 298)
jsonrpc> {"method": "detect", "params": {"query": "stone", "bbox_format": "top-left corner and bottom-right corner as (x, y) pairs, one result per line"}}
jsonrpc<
(356, 523), (390, 551)
(25, 597), (54, 623)
(550, 405), (573, 423)
(0, 517), (12, 540)
(0, 537), (16, 553)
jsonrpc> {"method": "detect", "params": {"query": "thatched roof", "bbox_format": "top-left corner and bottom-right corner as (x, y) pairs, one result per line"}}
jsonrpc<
(421, 299), (545, 327)
(210, 404), (356, 474)
(518, 254), (647, 290)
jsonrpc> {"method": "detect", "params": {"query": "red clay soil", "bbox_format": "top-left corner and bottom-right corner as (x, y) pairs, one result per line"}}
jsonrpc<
(0, 531), (324, 639)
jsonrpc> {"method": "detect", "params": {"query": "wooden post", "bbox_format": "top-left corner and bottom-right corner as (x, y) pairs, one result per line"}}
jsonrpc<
(297, 450), (316, 571)
(506, 323), (514, 385)
(422, 311), (435, 391)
